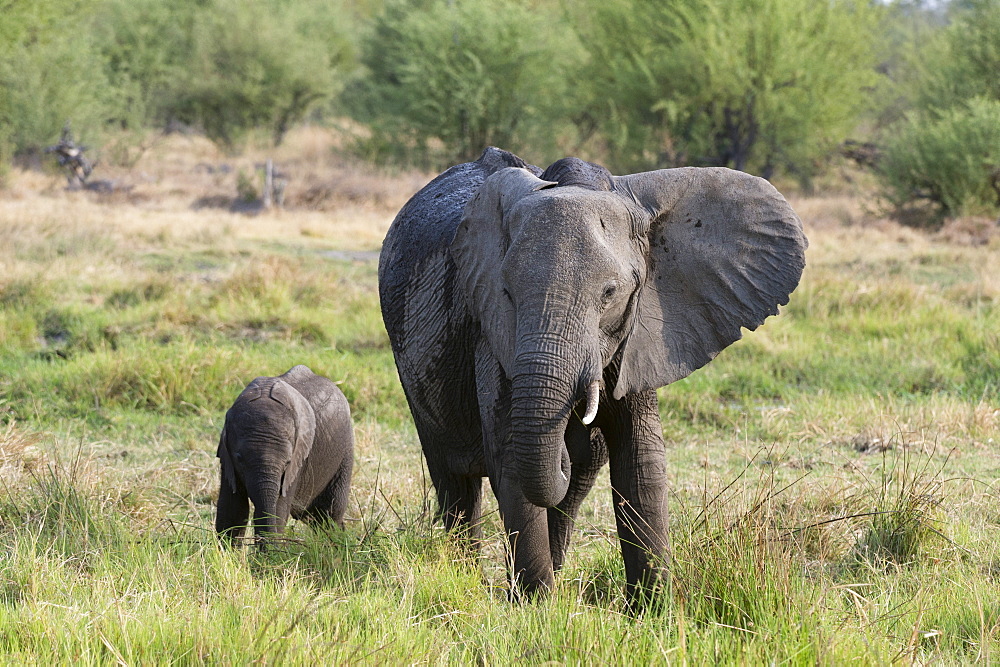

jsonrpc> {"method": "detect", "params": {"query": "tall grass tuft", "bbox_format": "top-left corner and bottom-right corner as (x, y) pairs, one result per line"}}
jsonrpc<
(852, 445), (947, 568)
(659, 454), (830, 662)
(674, 477), (808, 629)
(0, 448), (135, 558)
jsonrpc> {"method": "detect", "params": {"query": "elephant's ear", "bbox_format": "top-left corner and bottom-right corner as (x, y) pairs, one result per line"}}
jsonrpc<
(269, 380), (317, 498)
(612, 167), (807, 399)
(217, 421), (238, 495)
(450, 167), (557, 375)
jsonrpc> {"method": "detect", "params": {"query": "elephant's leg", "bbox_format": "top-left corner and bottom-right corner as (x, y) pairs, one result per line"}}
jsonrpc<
(326, 454), (354, 529)
(395, 339), (485, 542)
(216, 475), (250, 545)
(598, 388), (670, 607)
(425, 451), (484, 541)
(492, 474), (555, 598)
(548, 423), (607, 572)
(476, 339), (555, 597)
(303, 454), (354, 530)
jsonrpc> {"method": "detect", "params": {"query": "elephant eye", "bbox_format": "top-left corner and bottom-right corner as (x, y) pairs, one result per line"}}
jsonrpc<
(601, 283), (618, 303)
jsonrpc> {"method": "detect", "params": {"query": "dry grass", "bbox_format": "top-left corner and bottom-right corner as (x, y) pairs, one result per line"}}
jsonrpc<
(0, 127), (430, 260)
(0, 421), (46, 488)
(3, 135), (1000, 661)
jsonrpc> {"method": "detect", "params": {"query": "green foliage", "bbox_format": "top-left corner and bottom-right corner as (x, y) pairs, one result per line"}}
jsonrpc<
(166, 0), (354, 149)
(0, 0), (358, 158)
(874, 1), (1000, 217)
(4, 0), (995, 182)
(90, 0), (203, 131)
(948, 0), (1000, 101)
(909, 0), (1000, 117)
(0, 0), (92, 51)
(347, 0), (581, 166)
(0, 3), (114, 156)
(574, 0), (881, 177)
(879, 97), (1000, 217)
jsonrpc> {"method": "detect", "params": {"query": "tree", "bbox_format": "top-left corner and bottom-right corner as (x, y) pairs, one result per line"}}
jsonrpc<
(876, 0), (1000, 218)
(0, 0), (360, 165)
(928, 0), (1000, 111)
(169, 0), (354, 149)
(0, 0), (115, 158)
(346, 0), (582, 166)
(90, 0), (203, 132)
(575, 0), (882, 179)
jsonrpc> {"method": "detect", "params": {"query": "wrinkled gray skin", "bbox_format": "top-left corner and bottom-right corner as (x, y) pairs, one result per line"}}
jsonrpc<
(379, 148), (807, 604)
(216, 365), (354, 543)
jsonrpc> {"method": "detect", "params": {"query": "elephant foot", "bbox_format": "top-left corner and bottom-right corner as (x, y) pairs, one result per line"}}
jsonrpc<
(623, 569), (670, 615)
(508, 569), (555, 603)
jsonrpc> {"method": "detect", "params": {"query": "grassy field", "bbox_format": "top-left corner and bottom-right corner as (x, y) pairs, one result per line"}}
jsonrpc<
(1, 130), (999, 663)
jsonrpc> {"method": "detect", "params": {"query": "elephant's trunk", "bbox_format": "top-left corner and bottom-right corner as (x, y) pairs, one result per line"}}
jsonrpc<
(510, 327), (598, 508)
(247, 476), (284, 538)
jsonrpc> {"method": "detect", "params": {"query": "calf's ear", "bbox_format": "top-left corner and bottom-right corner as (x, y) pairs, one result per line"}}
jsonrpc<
(269, 380), (317, 498)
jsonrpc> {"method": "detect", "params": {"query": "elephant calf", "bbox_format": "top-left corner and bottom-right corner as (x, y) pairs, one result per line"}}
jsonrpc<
(215, 365), (354, 543)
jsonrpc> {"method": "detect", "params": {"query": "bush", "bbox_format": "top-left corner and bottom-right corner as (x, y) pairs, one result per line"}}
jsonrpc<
(879, 97), (1000, 218)
(347, 0), (582, 167)
(168, 0), (353, 149)
(572, 0), (881, 177)
(91, 0), (203, 131)
(0, 9), (114, 157)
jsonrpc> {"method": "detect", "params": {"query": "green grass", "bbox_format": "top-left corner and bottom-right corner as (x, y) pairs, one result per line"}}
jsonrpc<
(2, 199), (1000, 662)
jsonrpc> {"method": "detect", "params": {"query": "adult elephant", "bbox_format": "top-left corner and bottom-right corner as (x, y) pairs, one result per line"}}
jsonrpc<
(379, 148), (807, 604)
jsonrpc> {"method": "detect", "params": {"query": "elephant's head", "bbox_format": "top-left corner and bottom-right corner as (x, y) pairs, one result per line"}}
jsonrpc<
(218, 379), (317, 531)
(450, 158), (807, 507)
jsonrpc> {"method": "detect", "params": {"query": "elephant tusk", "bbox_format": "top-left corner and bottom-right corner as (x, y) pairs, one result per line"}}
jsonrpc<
(581, 380), (600, 425)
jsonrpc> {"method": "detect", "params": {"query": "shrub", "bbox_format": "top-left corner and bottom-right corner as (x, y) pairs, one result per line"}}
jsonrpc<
(572, 0), (881, 177)
(168, 0), (353, 149)
(347, 0), (581, 166)
(879, 98), (1000, 219)
(0, 11), (114, 157)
